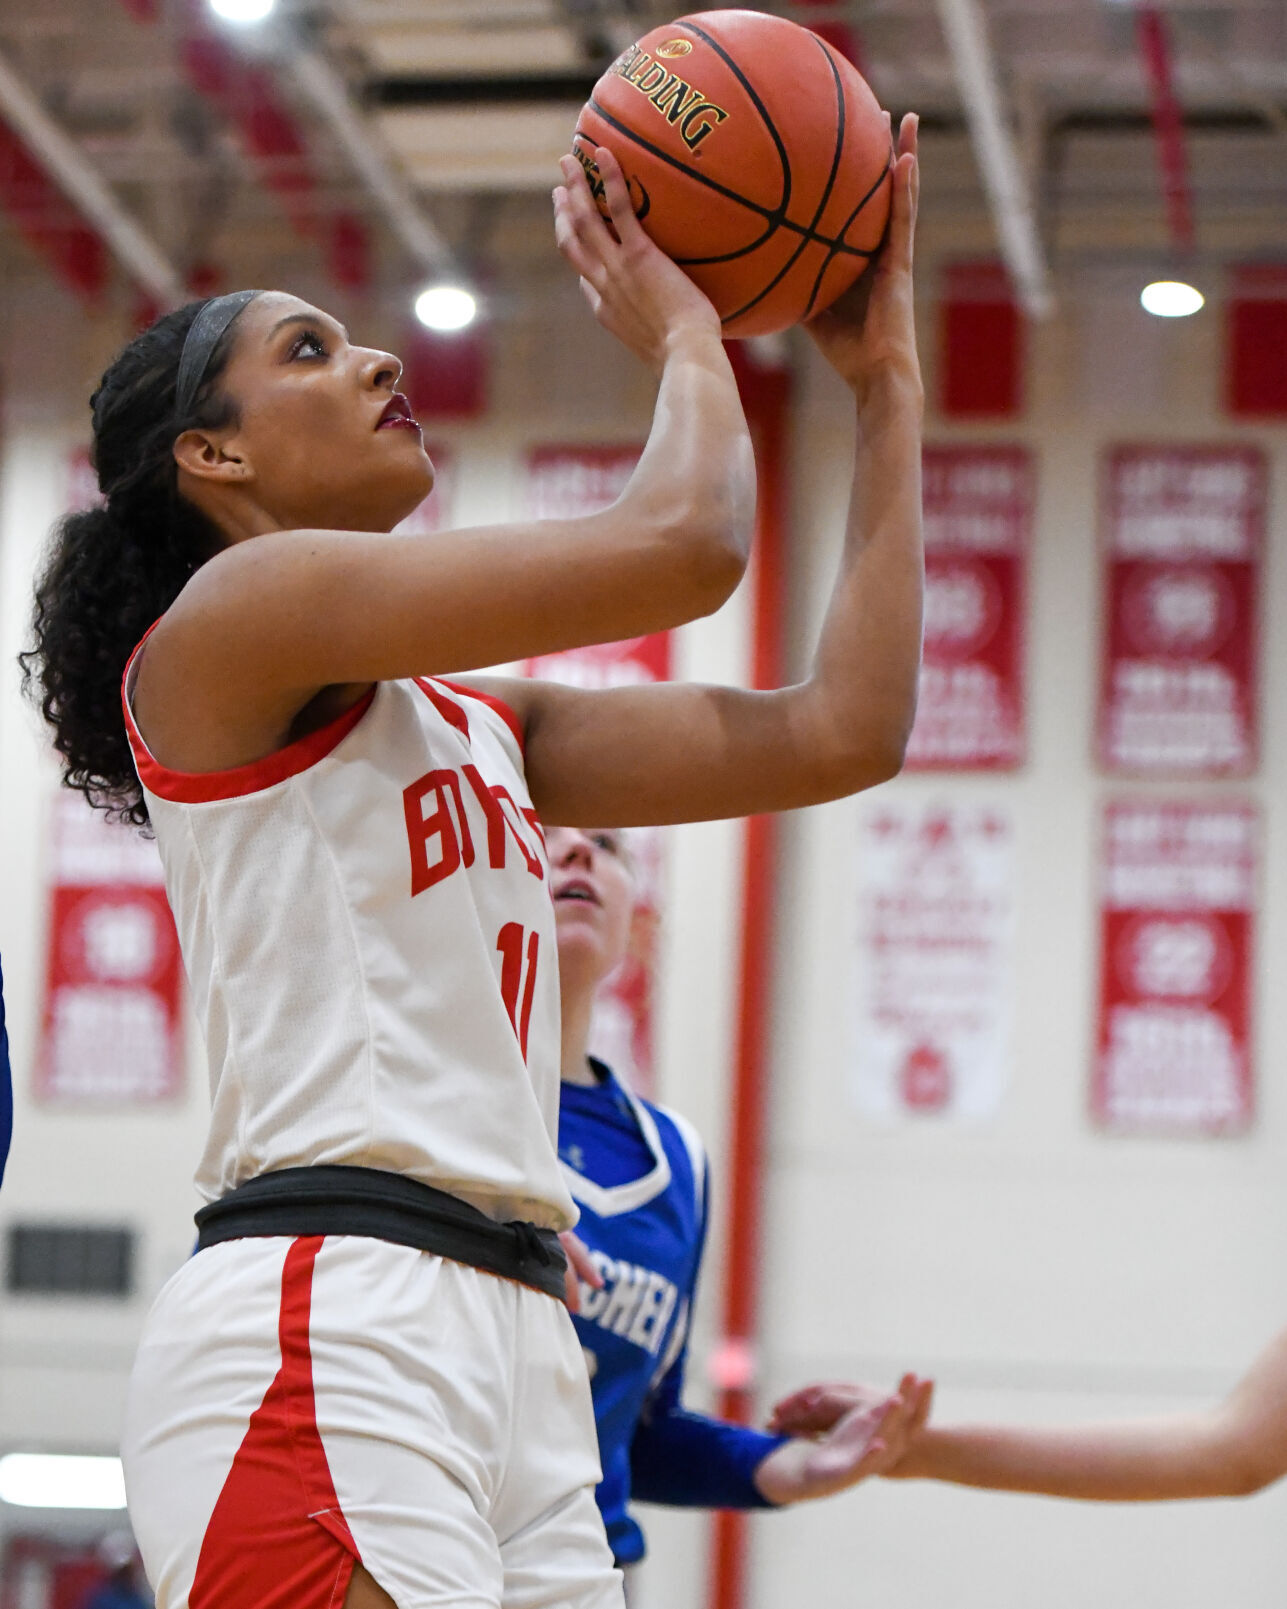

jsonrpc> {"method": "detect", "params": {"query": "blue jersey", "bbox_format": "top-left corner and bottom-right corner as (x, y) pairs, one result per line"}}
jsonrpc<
(559, 1062), (784, 1565)
(0, 955), (11, 1190)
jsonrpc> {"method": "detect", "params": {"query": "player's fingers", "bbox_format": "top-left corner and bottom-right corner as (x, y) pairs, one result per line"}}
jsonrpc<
(559, 156), (615, 262)
(886, 150), (918, 270)
(561, 1230), (604, 1290)
(768, 1383), (862, 1434)
(556, 198), (612, 289)
(909, 1378), (935, 1433)
(596, 146), (646, 250)
(810, 1401), (897, 1484)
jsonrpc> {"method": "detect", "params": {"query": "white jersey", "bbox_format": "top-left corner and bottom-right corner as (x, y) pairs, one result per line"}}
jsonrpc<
(122, 650), (575, 1231)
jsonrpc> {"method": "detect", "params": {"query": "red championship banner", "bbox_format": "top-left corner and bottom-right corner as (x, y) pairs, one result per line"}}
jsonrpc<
(852, 800), (1015, 1121)
(520, 445), (668, 1093)
(907, 445), (1030, 770)
(1093, 800), (1257, 1134)
(36, 793), (184, 1102)
(1097, 445), (1266, 776)
(393, 442), (454, 535)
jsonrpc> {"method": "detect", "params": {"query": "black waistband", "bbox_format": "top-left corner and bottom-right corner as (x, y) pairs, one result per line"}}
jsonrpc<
(194, 1166), (567, 1302)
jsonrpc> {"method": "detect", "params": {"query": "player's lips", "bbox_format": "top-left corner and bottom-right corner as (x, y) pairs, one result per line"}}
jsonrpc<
(554, 878), (600, 906)
(376, 393), (421, 433)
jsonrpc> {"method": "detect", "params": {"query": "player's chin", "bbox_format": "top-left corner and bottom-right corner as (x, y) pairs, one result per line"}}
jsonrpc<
(364, 451), (437, 529)
(553, 910), (611, 968)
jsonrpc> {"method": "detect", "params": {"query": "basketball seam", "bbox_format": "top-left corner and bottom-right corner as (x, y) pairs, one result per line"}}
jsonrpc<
(800, 39), (854, 322)
(720, 32), (852, 328)
(580, 102), (875, 262)
(677, 18), (792, 224)
(806, 141), (895, 313)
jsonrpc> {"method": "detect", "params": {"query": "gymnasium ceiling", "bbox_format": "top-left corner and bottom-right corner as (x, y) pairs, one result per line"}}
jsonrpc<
(0, 0), (1284, 312)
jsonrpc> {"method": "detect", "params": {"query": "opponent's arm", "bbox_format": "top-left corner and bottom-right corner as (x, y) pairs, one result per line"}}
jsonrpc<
(487, 115), (924, 827)
(770, 1328), (1287, 1501)
(139, 150), (753, 758)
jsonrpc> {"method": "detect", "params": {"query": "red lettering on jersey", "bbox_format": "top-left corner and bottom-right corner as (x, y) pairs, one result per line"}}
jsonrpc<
(497, 922), (540, 1060)
(461, 765), (543, 879)
(520, 805), (546, 849)
(403, 768), (475, 895)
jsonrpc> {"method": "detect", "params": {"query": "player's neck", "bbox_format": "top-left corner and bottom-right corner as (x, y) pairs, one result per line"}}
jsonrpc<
(560, 986), (599, 1086)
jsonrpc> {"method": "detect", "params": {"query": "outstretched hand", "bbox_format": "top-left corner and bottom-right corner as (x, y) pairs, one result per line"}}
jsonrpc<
(806, 112), (921, 405)
(553, 146), (722, 373)
(754, 1373), (935, 1503)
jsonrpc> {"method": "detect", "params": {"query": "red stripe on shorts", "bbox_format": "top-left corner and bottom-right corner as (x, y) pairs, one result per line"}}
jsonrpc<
(189, 1236), (362, 1609)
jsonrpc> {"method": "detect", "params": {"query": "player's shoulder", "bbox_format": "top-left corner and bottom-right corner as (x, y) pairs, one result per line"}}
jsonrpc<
(641, 1096), (708, 1219)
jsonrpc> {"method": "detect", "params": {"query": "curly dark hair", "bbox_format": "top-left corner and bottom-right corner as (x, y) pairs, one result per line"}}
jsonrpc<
(19, 299), (244, 827)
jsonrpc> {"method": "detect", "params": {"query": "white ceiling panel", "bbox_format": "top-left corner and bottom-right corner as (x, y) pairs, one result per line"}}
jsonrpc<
(377, 102), (584, 190)
(361, 24), (584, 76)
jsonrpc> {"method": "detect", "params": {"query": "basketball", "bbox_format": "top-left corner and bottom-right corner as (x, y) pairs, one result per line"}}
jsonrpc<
(572, 10), (893, 338)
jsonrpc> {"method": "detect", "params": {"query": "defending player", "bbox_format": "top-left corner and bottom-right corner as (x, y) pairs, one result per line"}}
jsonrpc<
(550, 823), (930, 1593)
(769, 1324), (1287, 1500)
(21, 120), (922, 1609)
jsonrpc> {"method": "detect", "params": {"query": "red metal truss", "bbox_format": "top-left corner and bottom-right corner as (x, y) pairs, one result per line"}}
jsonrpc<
(0, 118), (107, 302)
(119, 0), (372, 290)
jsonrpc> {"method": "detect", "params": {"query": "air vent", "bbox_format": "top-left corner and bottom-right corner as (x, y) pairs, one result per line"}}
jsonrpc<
(5, 1225), (135, 1297)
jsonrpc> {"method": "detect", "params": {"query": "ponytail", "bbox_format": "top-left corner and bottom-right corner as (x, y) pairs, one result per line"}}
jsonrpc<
(19, 300), (243, 827)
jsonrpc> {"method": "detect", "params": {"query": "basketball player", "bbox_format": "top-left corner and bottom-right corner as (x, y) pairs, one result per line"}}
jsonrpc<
(769, 1323), (1287, 1500)
(21, 115), (922, 1609)
(550, 824), (931, 1597)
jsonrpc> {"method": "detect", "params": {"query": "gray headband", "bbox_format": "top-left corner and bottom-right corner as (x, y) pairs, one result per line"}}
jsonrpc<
(174, 289), (262, 423)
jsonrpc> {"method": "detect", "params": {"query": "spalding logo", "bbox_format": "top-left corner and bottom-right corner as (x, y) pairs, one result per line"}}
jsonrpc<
(656, 38), (693, 58)
(609, 42), (729, 152)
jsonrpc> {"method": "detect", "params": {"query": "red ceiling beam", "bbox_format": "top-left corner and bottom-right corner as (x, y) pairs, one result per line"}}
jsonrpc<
(0, 119), (108, 303)
(1135, 2), (1195, 250)
(117, 0), (372, 291)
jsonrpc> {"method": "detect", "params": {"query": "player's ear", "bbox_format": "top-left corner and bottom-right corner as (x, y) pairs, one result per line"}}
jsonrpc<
(173, 428), (252, 488)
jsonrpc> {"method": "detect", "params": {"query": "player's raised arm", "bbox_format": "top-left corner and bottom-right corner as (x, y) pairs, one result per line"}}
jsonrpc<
(486, 114), (924, 828)
(770, 1326), (1287, 1501)
(108, 146), (752, 776)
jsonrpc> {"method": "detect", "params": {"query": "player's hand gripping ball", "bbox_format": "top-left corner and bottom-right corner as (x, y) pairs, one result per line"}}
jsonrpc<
(573, 9), (894, 338)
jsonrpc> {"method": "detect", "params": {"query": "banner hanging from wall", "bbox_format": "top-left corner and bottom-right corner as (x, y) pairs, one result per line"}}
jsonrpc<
(1092, 799), (1257, 1135)
(393, 442), (454, 535)
(851, 799), (1015, 1121)
(1097, 445), (1265, 776)
(36, 793), (184, 1103)
(519, 445), (667, 1094)
(906, 445), (1031, 770)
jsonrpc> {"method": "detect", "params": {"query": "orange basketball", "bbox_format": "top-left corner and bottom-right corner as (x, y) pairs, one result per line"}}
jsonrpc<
(573, 10), (893, 338)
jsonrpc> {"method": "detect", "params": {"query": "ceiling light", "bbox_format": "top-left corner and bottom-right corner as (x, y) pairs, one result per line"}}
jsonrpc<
(208, 0), (276, 23)
(0, 1454), (127, 1510)
(414, 285), (478, 333)
(1141, 280), (1205, 318)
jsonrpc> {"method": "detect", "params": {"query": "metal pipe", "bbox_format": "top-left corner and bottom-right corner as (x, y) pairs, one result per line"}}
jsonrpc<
(933, 0), (1054, 318)
(705, 350), (792, 1609)
(1135, 2), (1195, 250)
(285, 44), (456, 276)
(0, 46), (185, 307)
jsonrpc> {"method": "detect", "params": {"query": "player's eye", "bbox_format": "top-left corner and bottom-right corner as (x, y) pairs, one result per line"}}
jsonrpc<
(288, 329), (328, 361)
(592, 832), (620, 855)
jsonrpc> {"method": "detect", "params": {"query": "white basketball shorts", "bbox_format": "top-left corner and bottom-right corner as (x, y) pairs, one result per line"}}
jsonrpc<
(121, 1234), (623, 1609)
